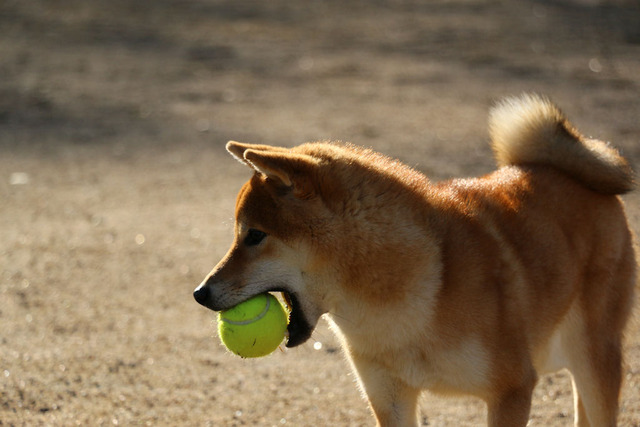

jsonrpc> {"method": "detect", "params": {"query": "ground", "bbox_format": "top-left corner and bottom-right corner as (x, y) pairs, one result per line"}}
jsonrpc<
(1, 0), (639, 425)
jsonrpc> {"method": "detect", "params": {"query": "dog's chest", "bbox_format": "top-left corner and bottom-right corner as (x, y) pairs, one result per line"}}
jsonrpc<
(387, 337), (491, 395)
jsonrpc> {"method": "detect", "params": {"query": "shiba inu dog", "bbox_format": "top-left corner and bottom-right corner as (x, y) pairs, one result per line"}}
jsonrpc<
(194, 94), (636, 427)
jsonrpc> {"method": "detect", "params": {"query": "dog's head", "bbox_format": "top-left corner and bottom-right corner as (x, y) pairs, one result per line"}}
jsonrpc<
(193, 141), (341, 347)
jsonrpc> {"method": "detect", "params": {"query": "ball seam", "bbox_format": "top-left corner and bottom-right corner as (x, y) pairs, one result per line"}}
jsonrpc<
(220, 295), (271, 326)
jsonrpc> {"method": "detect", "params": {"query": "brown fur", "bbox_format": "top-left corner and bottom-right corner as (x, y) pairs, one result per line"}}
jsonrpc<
(194, 94), (636, 426)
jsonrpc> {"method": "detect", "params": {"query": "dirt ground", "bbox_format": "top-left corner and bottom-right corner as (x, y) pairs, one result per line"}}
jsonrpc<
(1, 0), (640, 425)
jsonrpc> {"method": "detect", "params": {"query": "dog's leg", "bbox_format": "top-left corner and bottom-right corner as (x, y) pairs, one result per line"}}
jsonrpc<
(563, 255), (633, 427)
(350, 355), (420, 427)
(486, 369), (536, 427)
(566, 335), (622, 427)
(569, 375), (590, 427)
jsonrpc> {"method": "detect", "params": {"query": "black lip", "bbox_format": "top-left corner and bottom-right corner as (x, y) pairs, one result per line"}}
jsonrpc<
(280, 291), (314, 347)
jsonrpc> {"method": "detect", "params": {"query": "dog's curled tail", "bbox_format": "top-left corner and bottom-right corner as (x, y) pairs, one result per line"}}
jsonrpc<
(489, 93), (634, 195)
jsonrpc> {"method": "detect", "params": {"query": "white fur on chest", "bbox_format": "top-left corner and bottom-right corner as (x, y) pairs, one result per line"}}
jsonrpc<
(328, 308), (490, 397)
(390, 337), (490, 395)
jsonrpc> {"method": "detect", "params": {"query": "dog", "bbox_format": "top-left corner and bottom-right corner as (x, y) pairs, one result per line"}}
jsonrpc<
(193, 94), (636, 426)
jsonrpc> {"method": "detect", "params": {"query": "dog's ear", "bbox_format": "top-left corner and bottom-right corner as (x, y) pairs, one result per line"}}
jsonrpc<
(226, 141), (288, 166)
(243, 149), (317, 197)
(226, 141), (317, 198)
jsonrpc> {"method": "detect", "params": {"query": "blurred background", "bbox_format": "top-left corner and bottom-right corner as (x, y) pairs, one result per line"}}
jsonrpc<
(1, 0), (639, 425)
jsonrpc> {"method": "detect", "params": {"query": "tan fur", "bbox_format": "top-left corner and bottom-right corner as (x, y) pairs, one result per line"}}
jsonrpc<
(194, 94), (637, 427)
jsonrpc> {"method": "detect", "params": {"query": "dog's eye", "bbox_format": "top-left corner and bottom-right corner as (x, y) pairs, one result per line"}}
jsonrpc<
(244, 229), (267, 246)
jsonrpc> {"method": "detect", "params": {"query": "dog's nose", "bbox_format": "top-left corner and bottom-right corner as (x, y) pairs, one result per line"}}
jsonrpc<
(193, 284), (210, 306)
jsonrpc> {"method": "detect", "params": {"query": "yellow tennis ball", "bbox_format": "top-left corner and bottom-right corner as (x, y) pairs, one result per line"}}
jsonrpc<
(218, 293), (288, 358)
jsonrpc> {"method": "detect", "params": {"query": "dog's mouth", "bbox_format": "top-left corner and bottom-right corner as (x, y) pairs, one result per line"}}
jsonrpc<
(194, 280), (315, 348)
(280, 290), (314, 348)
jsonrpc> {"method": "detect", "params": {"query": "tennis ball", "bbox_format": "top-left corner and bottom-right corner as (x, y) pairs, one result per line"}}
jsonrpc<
(218, 293), (288, 358)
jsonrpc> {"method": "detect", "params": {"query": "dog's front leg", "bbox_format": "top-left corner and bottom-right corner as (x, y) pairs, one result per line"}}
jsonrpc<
(486, 372), (536, 427)
(350, 354), (420, 427)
